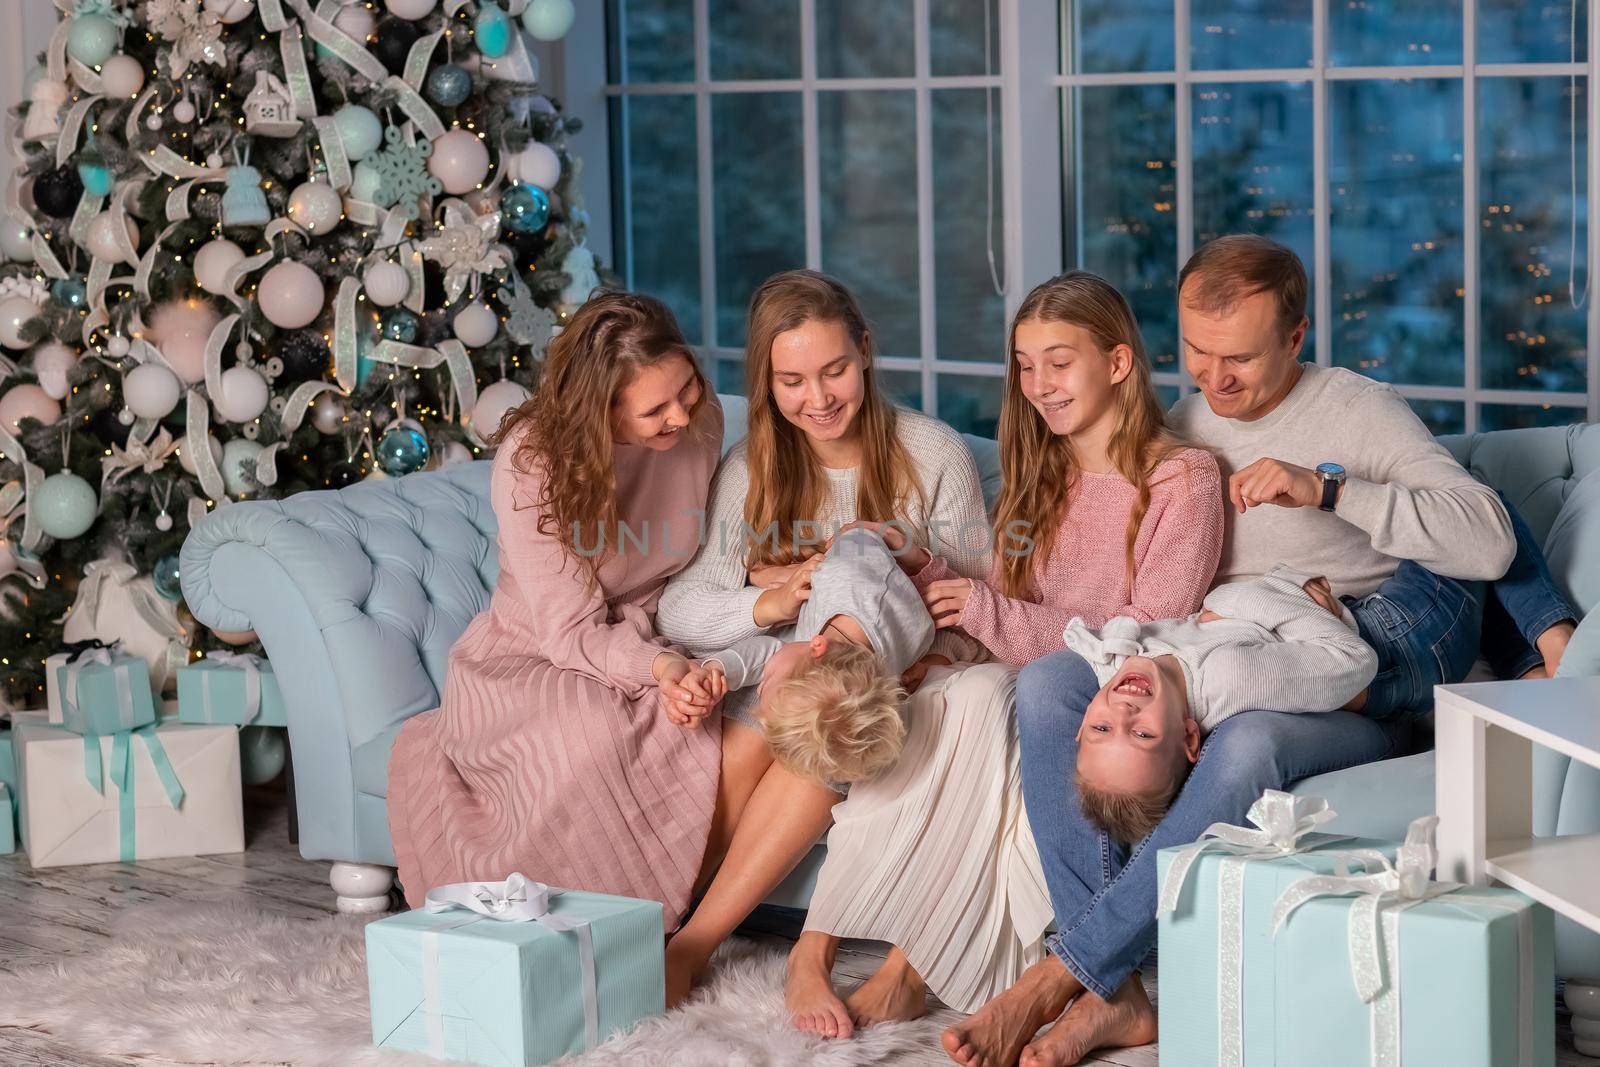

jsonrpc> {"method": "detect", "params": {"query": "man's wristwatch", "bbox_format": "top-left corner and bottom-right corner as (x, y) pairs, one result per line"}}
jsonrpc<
(1315, 462), (1346, 512)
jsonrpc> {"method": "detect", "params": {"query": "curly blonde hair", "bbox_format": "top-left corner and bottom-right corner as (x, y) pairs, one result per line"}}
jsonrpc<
(489, 290), (711, 586)
(760, 641), (907, 785)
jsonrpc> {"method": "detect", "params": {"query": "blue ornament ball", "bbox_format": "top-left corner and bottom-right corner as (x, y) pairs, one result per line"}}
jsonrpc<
(377, 422), (431, 476)
(33, 470), (97, 539)
(474, 5), (512, 58)
(152, 554), (183, 602)
(521, 0), (575, 41)
(380, 308), (420, 344)
(333, 104), (383, 161)
(501, 183), (550, 234)
(239, 725), (286, 785)
(67, 14), (118, 67)
(76, 162), (113, 198)
(426, 63), (472, 107)
(51, 276), (88, 310)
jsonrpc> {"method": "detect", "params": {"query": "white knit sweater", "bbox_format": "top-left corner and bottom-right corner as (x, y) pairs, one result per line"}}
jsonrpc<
(656, 408), (992, 662)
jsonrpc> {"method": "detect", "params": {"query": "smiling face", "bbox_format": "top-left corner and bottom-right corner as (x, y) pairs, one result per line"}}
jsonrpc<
(1012, 317), (1131, 446)
(1179, 286), (1307, 423)
(609, 353), (703, 451)
(1075, 654), (1200, 800)
(768, 318), (868, 450)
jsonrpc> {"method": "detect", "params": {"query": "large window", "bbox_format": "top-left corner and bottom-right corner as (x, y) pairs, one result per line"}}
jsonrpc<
(600, 2), (1599, 435)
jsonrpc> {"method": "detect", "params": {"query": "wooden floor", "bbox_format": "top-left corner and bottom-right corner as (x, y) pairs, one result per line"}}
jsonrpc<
(0, 786), (1594, 1066)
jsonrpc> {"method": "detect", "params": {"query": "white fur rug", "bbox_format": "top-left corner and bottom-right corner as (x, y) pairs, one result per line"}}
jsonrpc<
(0, 901), (941, 1066)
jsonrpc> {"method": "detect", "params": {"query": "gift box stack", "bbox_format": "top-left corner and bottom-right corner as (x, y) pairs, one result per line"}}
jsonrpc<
(366, 874), (666, 1066)
(1157, 790), (1554, 1067)
(11, 643), (244, 868)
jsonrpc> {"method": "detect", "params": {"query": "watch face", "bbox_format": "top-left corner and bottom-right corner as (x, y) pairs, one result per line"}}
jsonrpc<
(1316, 462), (1346, 478)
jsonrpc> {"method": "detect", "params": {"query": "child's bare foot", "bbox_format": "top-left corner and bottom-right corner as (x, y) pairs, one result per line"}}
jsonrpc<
(846, 946), (928, 1026)
(663, 932), (714, 1009)
(1019, 974), (1156, 1067)
(1536, 619), (1577, 677)
(786, 931), (853, 1039)
(941, 954), (1077, 1067)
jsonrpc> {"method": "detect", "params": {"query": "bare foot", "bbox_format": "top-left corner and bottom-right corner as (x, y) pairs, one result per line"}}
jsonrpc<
(786, 931), (853, 1039)
(846, 946), (928, 1027)
(941, 954), (1078, 1067)
(1019, 974), (1157, 1067)
(1537, 619), (1577, 678)
(663, 934), (713, 1010)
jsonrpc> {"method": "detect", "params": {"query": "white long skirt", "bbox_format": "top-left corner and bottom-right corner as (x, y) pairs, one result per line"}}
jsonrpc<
(801, 662), (1053, 1013)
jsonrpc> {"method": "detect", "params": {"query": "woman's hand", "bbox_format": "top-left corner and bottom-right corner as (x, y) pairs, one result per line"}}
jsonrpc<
(671, 663), (727, 729)
(923, 578), (974, 630)
(901, 653), (952, 695)
(749, 563), (799, 590)
(832, 519), (931, 575)
(654, 653), (716, 727)
(753, 554), (823, 627)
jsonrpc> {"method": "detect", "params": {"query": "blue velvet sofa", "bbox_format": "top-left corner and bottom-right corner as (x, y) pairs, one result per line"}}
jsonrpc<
(180, 396), (1600, 987)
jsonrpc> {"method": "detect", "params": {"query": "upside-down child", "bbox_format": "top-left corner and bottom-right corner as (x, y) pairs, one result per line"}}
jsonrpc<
(656, 525), (936, 785)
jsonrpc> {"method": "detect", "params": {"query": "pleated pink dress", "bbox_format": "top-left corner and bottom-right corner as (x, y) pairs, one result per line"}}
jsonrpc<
(387, 400), (724, 927)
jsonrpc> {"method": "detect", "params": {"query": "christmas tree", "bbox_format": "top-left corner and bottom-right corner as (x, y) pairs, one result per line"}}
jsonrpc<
(0, 0), (593, 708)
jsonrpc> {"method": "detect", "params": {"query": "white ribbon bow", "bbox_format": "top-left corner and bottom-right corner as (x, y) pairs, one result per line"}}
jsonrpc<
(1268, 814), (1534, 1067)
(422, 874), (600, 1054)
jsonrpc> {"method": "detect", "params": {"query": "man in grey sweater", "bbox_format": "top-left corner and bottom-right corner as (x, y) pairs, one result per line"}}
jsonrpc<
(946, 236), (1577, 1067)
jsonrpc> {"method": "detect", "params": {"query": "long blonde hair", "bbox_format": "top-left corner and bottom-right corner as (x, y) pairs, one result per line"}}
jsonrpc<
(490, 290), (711, 583)
(992, 272), (1182, 598)
(742, 269), (922, 567)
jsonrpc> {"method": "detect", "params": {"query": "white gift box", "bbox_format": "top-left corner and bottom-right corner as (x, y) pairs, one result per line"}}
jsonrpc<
(13, 718), (244, 868)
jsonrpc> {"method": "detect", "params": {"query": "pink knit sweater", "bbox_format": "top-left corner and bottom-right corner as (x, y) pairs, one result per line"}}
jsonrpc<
(915, 448), (1225, 666)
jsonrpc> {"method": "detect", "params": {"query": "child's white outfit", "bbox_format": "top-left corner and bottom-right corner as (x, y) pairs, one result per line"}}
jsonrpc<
(1060, 563), (1379, 729)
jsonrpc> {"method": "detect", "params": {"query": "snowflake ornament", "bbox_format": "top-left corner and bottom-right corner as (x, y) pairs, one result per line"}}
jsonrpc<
(418, 201), (510, 303)
(370, 126), (442, 221)
(144, 0), (225, 78)
(497, 271), (556, 350)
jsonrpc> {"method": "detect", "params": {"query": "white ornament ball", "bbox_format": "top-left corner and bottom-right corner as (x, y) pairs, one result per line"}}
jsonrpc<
(204, 0), (255, 23)
(118, 407), (136, 426)
(221, 438), (264, 496)
(511, 140), (561, 189)
(440, 440), (472, 466)
(146, 113), (163, 131)
(124, 361), (182, 419)
(155, 510), (173, 532)
(172, 98), (197, 123)
(453, 301), (498, 347)
(521, 0), (575, 40)
(258, 261), (326, 329)
(333, 104), (383, 161)
(309, 392), (347, 434)
(193, 238), (245, 296)
(0, 295), (40, 349)
(32, 471), (97, 539)
(386, 0), (437, 17)
(470, 379), (530, 441)
(148, 299), (221, 383)
(288, 181), (344, 235)
(348, 161), (382, 204)
(215, 365), (269, 422)
(428, 129), (491, 195)
(362, 260), (411, 307)
(105, 333), (130, 357)
(332, 3), (376, 41)
(0, 218), (35, 262)
(86, 211), (139, 264)
(178, 433), (223, 476)
(0, 383), (61, 432)
(99, 54), (145, 98)
(31, 342), (77, 400)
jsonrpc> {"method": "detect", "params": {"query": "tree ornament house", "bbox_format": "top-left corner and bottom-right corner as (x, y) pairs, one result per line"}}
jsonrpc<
(243, 71), (301, 137)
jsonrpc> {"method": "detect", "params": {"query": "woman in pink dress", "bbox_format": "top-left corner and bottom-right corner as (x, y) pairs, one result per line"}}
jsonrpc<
(386, 291), (728, 931)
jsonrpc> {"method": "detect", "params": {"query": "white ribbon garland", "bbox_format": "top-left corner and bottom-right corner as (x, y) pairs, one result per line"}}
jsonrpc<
(1270, 814), (1535, 1067)
(422, 874), (601, 1054)
(0, 426), (48, 561)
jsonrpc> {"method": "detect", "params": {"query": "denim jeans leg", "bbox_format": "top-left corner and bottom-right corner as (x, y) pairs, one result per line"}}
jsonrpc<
(1039, 708), (1408, 1000)
(1344, 560), (1483, 722)
(1480, 492), (1578, 679)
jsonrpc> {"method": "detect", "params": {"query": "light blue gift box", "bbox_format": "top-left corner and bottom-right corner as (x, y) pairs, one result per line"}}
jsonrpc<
(176, 657), (288, 728)
(366, 887), (664, 1066)
(0, 721), (16, 845)
(1157, 832), (1553, 1066)
(46, 650), (156, 736)
(0, 783), (13, 855)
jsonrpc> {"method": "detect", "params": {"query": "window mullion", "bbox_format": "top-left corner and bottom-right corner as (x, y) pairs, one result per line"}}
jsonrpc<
(1313, 0), (1330, 369)
(1175, 0), (1194, 394)
(693, 0), (717, 352)
(1463, 0), (1479, 432)
(916, 0), (936, 415)
(1590, 0), (1600, 424)
(801, 0), (821, 271)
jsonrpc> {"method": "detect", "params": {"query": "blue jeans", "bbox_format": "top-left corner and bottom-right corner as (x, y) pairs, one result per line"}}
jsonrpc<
(1349, 493), (1576, 721)
(1017, 652), (1410, 1000)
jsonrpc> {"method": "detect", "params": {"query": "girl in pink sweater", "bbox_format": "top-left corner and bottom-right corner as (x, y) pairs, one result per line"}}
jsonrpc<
(788, 273), (1223, 1040)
